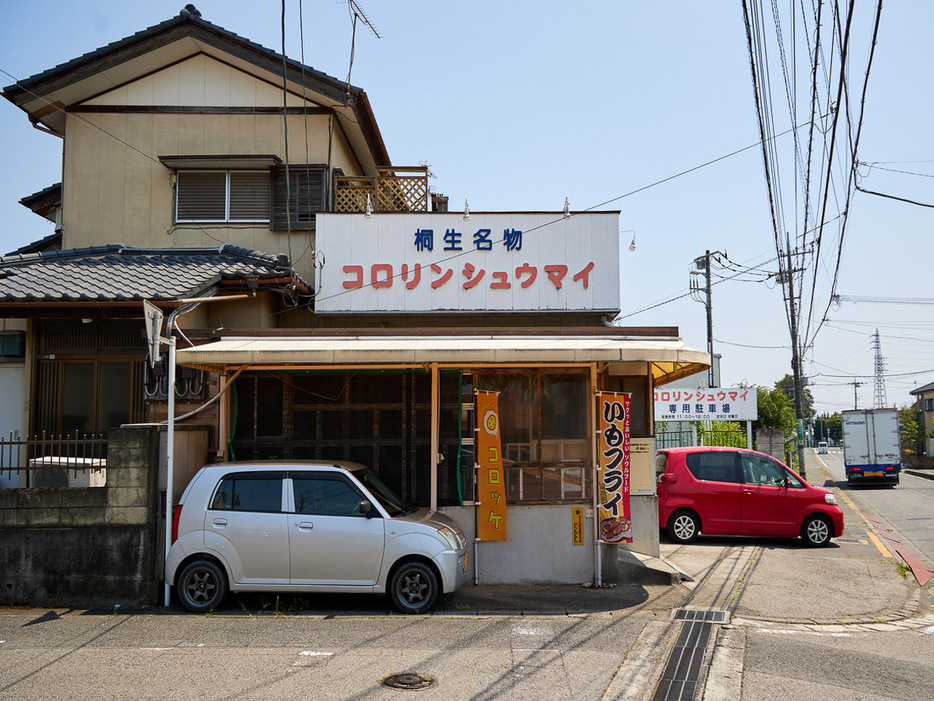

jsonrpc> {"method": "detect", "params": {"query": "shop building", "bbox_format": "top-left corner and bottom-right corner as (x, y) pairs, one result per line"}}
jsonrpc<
(1, 7), (707, 593)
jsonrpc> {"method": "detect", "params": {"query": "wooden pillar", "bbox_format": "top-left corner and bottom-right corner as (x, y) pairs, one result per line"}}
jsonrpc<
(430, 363), (439, 512)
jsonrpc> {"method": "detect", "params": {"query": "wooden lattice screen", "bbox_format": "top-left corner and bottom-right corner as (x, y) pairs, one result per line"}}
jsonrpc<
(334, 166), (429, 213)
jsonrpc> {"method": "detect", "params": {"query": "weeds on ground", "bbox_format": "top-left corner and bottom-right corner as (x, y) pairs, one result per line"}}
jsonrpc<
(895, 561), (911, 579)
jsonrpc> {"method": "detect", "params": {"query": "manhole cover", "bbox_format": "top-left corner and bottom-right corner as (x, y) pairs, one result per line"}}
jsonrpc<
(381, 673), (435, 690)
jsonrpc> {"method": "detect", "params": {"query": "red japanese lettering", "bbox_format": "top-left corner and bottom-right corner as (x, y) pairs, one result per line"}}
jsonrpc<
(515, 263), (537, 288)
(371, 264), (393, 288)
(573, 261), (595, 288)
(462, 262), (486, 290)
(430, 263), (454, 288)
(490, 271), (511, 289)
(543, 264), (568, 289)
(342, 265), (363, 289)
(402, 263), (422, 290)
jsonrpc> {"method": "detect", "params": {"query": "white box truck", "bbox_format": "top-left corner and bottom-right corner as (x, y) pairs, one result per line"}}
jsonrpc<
(842, 408), (901, 486)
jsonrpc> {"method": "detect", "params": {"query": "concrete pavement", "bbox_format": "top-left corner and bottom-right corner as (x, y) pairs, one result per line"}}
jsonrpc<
(3, 462), (931, 700)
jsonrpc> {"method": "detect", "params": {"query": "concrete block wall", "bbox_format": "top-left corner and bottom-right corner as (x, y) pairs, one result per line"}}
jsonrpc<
(0, 426), (162, 607)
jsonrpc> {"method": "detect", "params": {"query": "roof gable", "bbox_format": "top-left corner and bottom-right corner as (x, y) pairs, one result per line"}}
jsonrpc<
(2, 9), (389, 169)
(79, 54), (320, 109)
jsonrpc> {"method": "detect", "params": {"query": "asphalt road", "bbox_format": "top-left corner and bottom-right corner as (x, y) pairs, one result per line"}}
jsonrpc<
(812, 448), (934, 571)
(3, 448), (933, 700)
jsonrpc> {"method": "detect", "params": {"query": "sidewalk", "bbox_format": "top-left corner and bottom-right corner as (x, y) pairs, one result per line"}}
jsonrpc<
(441, 471), (922, 625)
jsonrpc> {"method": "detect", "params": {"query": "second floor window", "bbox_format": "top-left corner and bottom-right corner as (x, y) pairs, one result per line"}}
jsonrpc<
(175, 170), (270, 223)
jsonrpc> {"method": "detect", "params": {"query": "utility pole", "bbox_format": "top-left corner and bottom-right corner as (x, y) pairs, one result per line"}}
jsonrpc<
(848, 379), (865, 410)
(782, 245), (807, 479)
(690, 250), (723, 389)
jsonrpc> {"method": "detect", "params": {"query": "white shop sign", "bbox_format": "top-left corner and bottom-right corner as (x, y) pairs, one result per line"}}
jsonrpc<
(315, 212), (621, 313)
(654, 387), (758, 422)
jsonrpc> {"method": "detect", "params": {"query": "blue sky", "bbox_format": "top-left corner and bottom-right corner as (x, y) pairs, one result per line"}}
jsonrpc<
(1, 1), (931, 416)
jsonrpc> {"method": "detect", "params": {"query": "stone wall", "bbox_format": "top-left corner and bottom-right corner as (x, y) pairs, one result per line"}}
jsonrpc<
(0, 426), (161, 608)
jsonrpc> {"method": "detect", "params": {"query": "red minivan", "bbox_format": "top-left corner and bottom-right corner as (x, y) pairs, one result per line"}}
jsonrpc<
(656, 447), (844, 546)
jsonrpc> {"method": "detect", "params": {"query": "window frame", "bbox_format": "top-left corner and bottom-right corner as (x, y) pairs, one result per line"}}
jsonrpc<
(174, 169), (271, 224)
(209, 471), (286, 513)
(270, 164), (328, 231)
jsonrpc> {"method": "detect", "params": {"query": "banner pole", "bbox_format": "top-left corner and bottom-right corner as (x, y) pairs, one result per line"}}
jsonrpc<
(592, 369), (602, 586)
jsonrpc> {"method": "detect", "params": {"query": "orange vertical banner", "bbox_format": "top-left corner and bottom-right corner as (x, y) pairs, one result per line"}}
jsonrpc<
(597, 392), (632, 544)
(476, 391), (507, 541)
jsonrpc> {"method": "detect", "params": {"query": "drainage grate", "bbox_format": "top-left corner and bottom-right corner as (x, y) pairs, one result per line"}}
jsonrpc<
(652, 620), (714, 701)
(673, 608), (728, 624)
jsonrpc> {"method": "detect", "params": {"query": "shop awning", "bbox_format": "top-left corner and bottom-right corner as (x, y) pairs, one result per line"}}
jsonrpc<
(176, 334), (709, 384)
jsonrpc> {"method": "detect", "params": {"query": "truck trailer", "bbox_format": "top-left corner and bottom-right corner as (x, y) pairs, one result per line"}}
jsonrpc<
(841, 408), (901, 486)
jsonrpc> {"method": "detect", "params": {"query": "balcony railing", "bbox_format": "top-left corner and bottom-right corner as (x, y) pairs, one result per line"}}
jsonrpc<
(334, 166), (429, 214)
(1, 432), (108, 488)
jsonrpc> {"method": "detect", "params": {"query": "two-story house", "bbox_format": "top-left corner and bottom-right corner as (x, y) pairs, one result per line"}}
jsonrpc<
(2, 6), (707, 594)
(910, 380), (934, 459)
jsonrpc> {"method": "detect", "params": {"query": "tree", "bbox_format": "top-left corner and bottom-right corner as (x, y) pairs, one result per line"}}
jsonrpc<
(698, 421), (746, 447)
(898, 404), (925, 457)
(753, 385), (795, 435)
(775, 374), (815, 419)
(824, 413), (842, 443)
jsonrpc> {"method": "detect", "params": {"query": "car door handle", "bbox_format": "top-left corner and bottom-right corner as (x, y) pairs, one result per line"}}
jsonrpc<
(743, 489), (754, 495)
(212, 518), (227, 527)
(296, 521), (314, 531)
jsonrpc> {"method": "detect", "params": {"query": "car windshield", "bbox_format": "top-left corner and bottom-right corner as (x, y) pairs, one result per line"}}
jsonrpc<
(357, 469), (409, 517)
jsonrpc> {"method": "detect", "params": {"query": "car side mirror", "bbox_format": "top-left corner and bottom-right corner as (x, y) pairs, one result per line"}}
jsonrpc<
(359, 499), (373, 517)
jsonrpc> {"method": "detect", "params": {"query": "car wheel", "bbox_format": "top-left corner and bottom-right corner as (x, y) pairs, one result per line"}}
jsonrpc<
(667, 510), (700, 545)
(177, 559), (227, 613)
(801, 514), (832, 547)
(390, 561), (439, 614)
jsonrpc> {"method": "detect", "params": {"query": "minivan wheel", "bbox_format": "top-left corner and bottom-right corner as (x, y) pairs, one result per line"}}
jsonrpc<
(668, 510), (700, 544)
(177, 559), (228, 613)
(390, 561), (439, 614)
(801, 515), (832, 547)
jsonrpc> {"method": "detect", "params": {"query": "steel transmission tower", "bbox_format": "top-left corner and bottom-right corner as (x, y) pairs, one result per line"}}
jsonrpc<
(872, 329), (887, 408)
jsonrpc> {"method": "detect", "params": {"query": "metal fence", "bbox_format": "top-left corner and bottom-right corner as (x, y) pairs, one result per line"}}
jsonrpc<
(654, 426), (754, 449)
(0, 432), (108, 488)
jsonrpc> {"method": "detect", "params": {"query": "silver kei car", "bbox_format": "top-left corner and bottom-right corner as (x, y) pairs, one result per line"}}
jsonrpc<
(166, 461), (468, 614)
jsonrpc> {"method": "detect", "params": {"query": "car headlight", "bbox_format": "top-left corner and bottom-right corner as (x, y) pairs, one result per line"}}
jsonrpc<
(825, 493), (837, 505)
(438, 526), (463, 550)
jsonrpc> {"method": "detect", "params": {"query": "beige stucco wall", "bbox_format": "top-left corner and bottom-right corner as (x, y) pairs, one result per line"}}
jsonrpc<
(176, 292), (285, 331)
(61, 54), (364, 283)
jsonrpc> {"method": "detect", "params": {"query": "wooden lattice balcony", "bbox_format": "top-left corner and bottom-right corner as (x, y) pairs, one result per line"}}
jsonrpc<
(334, 166), (429, 213)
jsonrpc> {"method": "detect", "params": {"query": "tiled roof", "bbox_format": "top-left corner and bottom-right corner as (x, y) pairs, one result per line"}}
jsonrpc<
(910, 381), (934, 396)
(0, 244), (302, 303)
(4, 10), (352, 95)
(6, 231), (63, 257)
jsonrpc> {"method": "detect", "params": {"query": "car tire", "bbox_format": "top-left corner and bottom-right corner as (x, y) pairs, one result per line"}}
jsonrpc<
(801, 514), (832, 547)
(667, 510), (700, 545)
(177, 559), (228, 613)
(390, 561), (439, 614)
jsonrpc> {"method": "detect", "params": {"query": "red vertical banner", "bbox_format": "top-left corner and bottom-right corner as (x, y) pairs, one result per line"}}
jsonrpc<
(597, 392), (632, 543)
(476, 391), (507, 541)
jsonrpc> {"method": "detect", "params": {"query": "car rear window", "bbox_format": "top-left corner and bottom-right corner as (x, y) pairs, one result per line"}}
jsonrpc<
(210, 472), (284, 513)
(685, 452), (740, 483)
